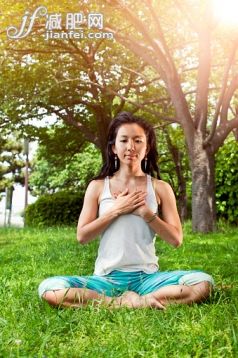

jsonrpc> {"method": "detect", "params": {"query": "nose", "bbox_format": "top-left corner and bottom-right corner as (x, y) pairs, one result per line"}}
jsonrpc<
(127, 140), (135, 151)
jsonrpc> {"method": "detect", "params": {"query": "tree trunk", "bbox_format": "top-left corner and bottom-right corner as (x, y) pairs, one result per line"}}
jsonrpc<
(177, 156), (188, 222)
(164, 130), (188, 221)
(190, 133), (216, 232)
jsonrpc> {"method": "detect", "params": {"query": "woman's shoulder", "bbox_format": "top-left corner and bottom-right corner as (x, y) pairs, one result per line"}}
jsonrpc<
(85, 178), (105, 198)
(151, 177), (171, 187)
(87, 178), (105, 190)
(151, 177), (174, 198)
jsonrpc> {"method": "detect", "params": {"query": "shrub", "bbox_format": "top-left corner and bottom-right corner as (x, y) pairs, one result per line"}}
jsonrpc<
(215, 137), (238, 224)
(24, 191), (84, 227)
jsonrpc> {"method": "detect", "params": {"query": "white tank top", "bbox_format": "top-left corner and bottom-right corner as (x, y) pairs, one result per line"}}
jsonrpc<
(94, 175), (159, 276)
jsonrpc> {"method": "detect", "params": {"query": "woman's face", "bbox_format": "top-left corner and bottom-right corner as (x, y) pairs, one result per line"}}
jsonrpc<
(112, 123), (148, 167)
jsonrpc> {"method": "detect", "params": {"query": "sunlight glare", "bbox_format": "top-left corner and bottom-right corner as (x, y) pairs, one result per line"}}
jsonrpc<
(212, 0), (238, 26)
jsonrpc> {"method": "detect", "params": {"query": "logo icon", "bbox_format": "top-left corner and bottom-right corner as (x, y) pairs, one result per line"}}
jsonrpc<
(7, 6), (48, 39)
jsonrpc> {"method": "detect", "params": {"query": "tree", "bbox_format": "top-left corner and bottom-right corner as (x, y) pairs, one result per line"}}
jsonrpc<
(0, 0), (166, 158)
(30, 140), (101, 196)
(104, 0), (238, 231)
(2, 1), (237, 231)
(0, 132), (25, 193)
(1, 1), (190, 211)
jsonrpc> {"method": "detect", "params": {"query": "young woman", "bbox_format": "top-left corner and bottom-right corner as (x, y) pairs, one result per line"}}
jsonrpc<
(38, 112), (214, 309)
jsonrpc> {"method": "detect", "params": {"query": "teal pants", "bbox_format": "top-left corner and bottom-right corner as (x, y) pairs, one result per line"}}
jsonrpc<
(38, 270), (214, 298)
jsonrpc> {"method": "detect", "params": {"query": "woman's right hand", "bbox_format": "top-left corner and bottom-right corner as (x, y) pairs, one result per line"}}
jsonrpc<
(112, 188), (147, 215)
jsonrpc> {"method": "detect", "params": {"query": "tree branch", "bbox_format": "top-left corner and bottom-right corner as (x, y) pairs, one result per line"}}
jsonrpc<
(220, 74), (238, 123)
(115, 72), (135, 114)
(204, 42), (238, 146)
(173, 0), (200, 32)
(212, 117), (238, 153)
(82, 78), (177, 122)
(194, 3), (212, 132)
(110, 0), (172, 73)
(46, 105), (100, 146)
(104, 25), (166, 80)
(143, 0), (176, 67)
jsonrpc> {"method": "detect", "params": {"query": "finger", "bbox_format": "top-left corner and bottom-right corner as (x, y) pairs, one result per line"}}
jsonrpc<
(117, 189), (128, 197)
(131, 190), (142, 195)
(133, 202), (145, 210)
(156, 300), (166, 310)
(147, 296), (166, 310)
(133, 196), (147, 204)
(130, 191), (146, 199)
(133, 198), (146, 206)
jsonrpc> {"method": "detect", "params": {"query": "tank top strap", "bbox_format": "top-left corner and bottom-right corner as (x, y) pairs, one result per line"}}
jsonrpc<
(100, 176), (111, 200)
(146, 174), (154, 193)
(146, 174), (158, 210)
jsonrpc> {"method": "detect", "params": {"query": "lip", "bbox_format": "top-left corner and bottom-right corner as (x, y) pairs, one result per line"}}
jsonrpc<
(125, 155), (137, 158)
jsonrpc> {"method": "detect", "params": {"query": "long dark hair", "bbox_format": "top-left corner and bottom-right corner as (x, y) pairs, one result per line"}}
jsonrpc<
(93, 112), (160, 180)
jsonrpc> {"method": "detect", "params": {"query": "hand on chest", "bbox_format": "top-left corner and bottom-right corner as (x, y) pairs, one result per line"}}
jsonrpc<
(109, 176), (147, 199)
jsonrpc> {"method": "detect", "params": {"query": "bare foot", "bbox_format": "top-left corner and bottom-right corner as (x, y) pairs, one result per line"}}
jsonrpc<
(108, 291), (140, 308)
(108, 291), (166, 310)
(139, 294), (166, 310)
(120, 291), (141, 308)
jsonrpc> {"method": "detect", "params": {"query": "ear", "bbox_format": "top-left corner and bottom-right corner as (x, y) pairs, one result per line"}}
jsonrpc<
(112, 144), (117, 154)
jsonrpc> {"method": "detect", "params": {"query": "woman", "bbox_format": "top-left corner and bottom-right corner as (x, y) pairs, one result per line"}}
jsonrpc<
(39, 112), (214, 309)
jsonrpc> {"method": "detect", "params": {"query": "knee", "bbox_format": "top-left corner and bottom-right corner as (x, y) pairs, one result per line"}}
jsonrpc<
(42, 291), (59, 306)
(191, 281), (212, 303)
(199, 280), (213, 298)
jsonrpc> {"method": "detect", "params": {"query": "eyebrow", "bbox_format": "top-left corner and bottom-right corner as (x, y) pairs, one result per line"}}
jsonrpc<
(119, 135), (144, 138)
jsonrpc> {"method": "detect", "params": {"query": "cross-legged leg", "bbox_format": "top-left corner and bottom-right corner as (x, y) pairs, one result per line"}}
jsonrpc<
(39, 272), (213, 309)
(141, 281), (212, 307)
(42, 288), (150, 309)
(39, 275), (145, 309)
(42, 288), (111, 307)
(42, 288), (166, 309)
(39, 275), (124, 308)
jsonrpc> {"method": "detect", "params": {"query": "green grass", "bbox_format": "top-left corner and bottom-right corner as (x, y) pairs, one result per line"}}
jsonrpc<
(0, 223), (237, 357)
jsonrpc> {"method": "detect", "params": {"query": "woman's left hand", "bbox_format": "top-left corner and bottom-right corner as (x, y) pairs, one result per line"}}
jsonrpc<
(113, 190), (150, 219)
(132, 203), (151, 218)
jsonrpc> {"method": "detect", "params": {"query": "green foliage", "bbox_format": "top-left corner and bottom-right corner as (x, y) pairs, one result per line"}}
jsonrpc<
(158, 125), (191, 189)
(0, 132), (25, 192)
(24, 191), (84, 227)
(39, 124), (86, 165)
(0, 224), (237, 356)
(216, 137), (238, 224)
(0, 1), (161, 147)
(1, 1), (237, 233)
(30, 141), (102, 196)
(157, 125), (191, 219)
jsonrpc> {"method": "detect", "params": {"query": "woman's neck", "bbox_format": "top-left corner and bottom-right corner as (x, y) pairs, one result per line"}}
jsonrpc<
(114, 164), (145, 181)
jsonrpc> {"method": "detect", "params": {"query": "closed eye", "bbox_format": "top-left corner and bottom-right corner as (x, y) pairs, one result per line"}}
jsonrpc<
(120, 139), (143, 143)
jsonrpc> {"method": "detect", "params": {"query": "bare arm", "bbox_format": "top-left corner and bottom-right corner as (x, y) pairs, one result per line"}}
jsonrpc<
(133, 180), (183, 248)
(77, 180), (116, 244)
(77, 180), (146, 244)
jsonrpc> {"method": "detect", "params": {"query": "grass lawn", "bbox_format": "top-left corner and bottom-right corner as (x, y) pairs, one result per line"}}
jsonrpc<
(0, 223), (237, 357)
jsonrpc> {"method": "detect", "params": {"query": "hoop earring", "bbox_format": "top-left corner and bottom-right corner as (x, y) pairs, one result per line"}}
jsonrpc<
(144, 157), (148, 171)
(114, 155), (118, 170)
